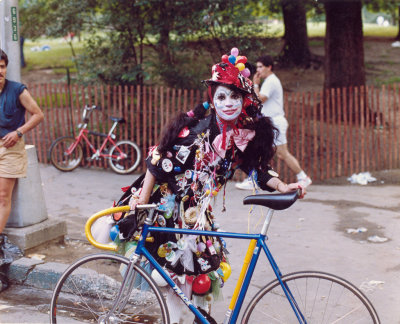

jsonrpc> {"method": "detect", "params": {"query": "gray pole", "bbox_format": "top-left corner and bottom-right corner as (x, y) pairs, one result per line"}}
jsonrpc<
(0, 0), (21, 82)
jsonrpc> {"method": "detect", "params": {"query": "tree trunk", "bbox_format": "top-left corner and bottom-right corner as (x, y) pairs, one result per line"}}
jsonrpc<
(324, 0), (365, 89)
(279, 0), (316, 68)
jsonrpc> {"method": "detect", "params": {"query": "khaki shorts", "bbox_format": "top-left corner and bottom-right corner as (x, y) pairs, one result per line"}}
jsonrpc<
(0, 138), (27, 178)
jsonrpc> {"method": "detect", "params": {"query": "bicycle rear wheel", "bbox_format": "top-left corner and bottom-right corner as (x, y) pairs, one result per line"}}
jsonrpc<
(49, 136), (83, 172)
(50, 253), (169, 324)
(108, 140), (141, 174)
(241, 271), (380, 324)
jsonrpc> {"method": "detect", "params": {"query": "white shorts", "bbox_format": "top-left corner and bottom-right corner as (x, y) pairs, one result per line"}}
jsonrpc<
(271, 115), (288, 146)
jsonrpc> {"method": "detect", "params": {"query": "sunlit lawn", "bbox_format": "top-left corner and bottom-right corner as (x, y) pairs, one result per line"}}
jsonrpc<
(268, 22), (398, 38)
(24, 38), (84, 72)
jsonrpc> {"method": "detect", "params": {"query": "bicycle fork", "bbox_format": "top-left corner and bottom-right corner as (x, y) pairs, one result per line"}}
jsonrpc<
(98, 254), (141, 324)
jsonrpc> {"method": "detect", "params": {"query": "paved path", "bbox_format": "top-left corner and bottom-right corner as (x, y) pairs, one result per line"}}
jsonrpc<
(1, 164), (399, 323)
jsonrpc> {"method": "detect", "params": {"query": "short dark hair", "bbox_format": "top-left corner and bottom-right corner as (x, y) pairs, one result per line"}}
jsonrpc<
(257, 55), (274, 70)
(0, 49), (8, 66)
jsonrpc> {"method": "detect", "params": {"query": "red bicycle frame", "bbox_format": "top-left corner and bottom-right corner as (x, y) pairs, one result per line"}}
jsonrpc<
(67, 122), (127, 162)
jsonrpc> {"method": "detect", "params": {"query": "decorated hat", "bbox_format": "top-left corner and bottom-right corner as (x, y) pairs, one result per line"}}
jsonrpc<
(203, 47), (253, 94)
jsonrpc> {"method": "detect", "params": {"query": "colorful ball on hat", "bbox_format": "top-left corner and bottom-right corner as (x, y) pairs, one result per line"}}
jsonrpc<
(236, 63), (245, 71)
(236, 56), (247, 64)
(231, 47), (239, 57)
(192, 274), (211, 295)
(241, 68), (251, 78)
(228, 55), (236, 65)
(221, 54), (229, 63)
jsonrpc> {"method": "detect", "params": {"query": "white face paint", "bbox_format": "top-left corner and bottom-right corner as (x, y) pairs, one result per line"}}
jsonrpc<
(213, 85), (243, 121)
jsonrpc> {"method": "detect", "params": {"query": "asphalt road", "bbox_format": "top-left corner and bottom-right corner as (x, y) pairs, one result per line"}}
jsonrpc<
(0, 164), (399, 323)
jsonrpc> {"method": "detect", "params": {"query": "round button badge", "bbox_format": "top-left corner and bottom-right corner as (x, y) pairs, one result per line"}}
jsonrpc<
(161, 159), (173, 172)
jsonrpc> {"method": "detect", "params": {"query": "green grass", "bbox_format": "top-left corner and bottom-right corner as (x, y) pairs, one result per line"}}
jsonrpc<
(257, 22), (398, 38)
(363, 23), (398, 38)
(375, 76), (400, 85)
(24, 38), (84, 72)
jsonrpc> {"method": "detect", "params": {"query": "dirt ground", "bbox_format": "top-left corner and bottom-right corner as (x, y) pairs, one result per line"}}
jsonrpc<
(21, 38), (400, 94)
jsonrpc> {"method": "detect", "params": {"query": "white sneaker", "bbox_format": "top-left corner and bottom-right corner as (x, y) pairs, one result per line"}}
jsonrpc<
(298, 176), (312, 188)
(235, 179), (257, 190)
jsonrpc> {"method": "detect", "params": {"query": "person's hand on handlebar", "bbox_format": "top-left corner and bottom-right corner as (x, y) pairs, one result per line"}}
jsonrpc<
(286, 182), (306, 199)
(129, 196), (147, 210)
(268, 178), (306, 199)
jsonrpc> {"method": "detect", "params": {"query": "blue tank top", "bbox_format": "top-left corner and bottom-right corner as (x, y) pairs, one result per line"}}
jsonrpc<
(0, 80), (27, 137)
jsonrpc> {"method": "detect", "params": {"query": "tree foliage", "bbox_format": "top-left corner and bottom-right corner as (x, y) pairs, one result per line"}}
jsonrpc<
(19, 0), (267, 88)
(19, 0), (51, 39)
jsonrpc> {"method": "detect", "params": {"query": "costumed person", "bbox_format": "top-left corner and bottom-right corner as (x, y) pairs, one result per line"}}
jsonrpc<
(115, 47), (306, 324)
(237, 55), (311, 190)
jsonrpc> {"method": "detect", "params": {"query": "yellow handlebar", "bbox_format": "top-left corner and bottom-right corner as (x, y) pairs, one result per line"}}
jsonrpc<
(85, 206), (130, 251)
(85, 205), (154, 251)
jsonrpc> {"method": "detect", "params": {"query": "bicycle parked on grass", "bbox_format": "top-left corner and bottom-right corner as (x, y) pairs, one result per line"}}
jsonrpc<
(50, 190), (380, 323)
(49, 105), (141, 175)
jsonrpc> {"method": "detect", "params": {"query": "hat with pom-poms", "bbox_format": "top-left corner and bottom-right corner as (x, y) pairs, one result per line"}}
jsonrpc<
(203, 47), (253, 94)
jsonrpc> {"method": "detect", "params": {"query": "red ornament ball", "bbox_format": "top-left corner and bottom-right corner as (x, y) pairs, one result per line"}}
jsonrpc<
(192, 274), (211, 295)
(221, 54), (229, 63)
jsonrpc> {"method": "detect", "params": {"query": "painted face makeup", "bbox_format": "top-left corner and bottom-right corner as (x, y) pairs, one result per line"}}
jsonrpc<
(213, 85), (243, 121)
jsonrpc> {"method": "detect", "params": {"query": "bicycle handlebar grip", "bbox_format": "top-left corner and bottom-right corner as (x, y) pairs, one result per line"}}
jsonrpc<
(85, 206), (130, 251)
(136, 203), (158, 210)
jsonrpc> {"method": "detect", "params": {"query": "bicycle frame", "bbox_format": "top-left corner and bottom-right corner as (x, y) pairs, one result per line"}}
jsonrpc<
(67, 124), (126, 161)
(130, 208), (307, 324)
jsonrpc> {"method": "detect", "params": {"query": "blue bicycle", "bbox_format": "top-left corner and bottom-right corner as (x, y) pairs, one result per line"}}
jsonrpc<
(50, 190), (380, 323)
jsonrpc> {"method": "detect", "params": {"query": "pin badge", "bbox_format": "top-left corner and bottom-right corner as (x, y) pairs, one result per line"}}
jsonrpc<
(161, 159), (173, 172)
(176, 146), (191, 164)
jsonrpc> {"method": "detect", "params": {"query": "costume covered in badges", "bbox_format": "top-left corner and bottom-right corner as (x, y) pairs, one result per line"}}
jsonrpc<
(117, 108), (277, 276)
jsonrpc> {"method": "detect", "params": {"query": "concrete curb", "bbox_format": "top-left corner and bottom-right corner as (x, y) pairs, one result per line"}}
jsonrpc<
(6, 257), (68, 291)
(6, 256), (149, 306)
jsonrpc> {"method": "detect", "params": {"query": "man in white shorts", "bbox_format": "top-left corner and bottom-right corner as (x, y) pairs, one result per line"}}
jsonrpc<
(236, 55), (311, 189)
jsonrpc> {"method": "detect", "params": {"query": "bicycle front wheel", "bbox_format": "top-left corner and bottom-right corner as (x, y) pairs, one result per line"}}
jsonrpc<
(241, 271), (380, 324)
(50, 253), (169, 324)
(108, 140), (141, 174)
(49, 136), (83, 172)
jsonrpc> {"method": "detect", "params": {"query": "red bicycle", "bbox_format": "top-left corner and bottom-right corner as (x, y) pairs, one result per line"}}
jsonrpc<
(49, 105), (141, 174)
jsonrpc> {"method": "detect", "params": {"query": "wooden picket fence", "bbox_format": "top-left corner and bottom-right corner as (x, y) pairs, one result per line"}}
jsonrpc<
(24, 83), (400, 183)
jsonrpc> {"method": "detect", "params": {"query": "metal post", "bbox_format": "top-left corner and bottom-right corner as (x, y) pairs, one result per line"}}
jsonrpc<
(0, 0), (21, 82)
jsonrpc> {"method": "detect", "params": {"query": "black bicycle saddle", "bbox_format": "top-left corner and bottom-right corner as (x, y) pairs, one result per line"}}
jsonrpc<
(243, 190), (300, 210)
(110, 117), (126, 123)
